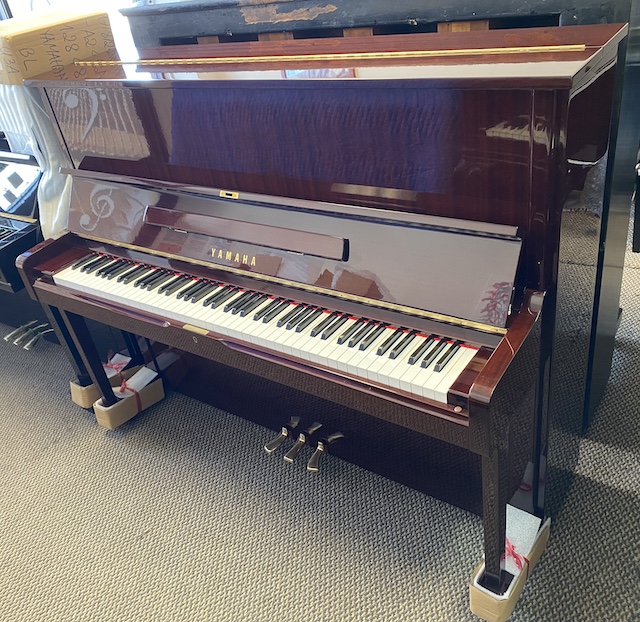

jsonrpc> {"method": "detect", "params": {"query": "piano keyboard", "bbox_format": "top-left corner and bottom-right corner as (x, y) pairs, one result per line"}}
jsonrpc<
(54, 254), (480, 405)
(0, 226), (15, 243)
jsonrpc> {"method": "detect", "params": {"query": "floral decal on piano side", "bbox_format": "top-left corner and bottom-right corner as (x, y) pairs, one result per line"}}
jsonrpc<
(480, 281), (512, 327)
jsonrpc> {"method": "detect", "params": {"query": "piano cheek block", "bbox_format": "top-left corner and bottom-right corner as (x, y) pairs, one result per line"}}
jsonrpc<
(93, 378), (165, 430)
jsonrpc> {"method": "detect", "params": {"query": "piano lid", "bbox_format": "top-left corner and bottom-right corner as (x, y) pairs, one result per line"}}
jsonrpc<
(27, 23), (627, 91)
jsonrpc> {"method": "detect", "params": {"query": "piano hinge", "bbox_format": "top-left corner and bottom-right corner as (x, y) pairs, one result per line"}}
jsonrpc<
(220, 190), (239, 200)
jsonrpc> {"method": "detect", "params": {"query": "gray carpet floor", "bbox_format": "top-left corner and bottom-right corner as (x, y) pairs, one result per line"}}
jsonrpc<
(1, 245), (639, 621)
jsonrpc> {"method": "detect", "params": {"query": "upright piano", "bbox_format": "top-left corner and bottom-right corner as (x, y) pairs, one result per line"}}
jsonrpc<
(17, 23), (627, 598)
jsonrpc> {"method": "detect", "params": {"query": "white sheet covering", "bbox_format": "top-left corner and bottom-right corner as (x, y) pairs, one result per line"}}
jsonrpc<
(0, 83), (72, 239)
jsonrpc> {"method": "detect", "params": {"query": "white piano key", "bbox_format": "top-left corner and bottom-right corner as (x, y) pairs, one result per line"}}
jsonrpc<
(419, 344), (473, 400)
(432, 346), (478, 403)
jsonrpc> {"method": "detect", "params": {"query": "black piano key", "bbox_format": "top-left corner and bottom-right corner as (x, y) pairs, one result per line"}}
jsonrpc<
(310, 311), (338, 337)
(177, 279), (203, 299)
(296, 308), (324, 332)
(157, 274), (183, 293)
(70, 254), (95, 269)
(161, 275), (190, 293)
(97, 259), (125, 277)
(126, 266), (154, 284)
(321, 314), (349, 340)
(210, 288), (242, 309)
(191, 282), (219, 303)
(224, 290), (252, 312)
(184, 281), (211, 302)
(228, 291), (258, 314)
(389, 330), (418, 359)
(359, 323), (388, 351)
(348, 321), (377, 348)
(82, 255), (111, 273)
(434, 341), (462, 372)
(262, 300), (292, 323)
(144, 271), (173, 290)
(337, 318), (366, 345)
(346, 321), (374, 348)
(141, 269), (169, 288)
(239, 294), (268, 316)
(253, 298), (283, 321)
(107, 262), (135, 280)
(377, 327), (405, 356)
(420, 339), (449, 368)
(202, 285), (231, 306)
(181, 281), (207, 301)
(180, 279), (206, 302)
(408, 336), (436, 365)
(172, 277), (197, 296)
(287, 306), (317, 330)
(134, 269), (160, 287)
(118, 265), (147, 283)
(276, 303), (304, 327)
(92, 256), (117, 273)
(202, 283), (231, 307)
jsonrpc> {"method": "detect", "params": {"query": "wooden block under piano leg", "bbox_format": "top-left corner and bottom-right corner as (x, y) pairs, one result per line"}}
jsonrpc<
(92, 378), (164, 430)
(469, 518), (551, 622)
(69, 366), (143, 409)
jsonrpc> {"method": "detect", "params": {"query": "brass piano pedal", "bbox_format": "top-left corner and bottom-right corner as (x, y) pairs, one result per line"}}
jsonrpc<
(3, 320), (38, 343)
(307, 432), (344, 473)
(264, 416), (301, 454)
(13, 323), (49, 346)
(284, 421), (322, 463)
(23, 328), (55, 351)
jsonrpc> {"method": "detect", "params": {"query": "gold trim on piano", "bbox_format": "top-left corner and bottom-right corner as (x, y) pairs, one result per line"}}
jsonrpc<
(80, 232), (508, 336)
(1, 213), (37, 224)
(183, 324), (209, 335)
(74, 44), (587, 67)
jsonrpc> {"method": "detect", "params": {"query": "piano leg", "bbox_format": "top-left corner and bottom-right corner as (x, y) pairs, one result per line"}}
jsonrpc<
(121, 330), (145, 367)
(42, 304), (92, 388)
(58, 309), (119, 407)
(480, 447), (511, 595)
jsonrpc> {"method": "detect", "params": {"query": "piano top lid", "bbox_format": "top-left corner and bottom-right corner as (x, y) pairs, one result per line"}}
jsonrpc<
(25, 23), (628, 91)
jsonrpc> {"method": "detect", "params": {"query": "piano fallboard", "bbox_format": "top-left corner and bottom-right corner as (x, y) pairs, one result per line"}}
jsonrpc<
(63, 176), (522, 331)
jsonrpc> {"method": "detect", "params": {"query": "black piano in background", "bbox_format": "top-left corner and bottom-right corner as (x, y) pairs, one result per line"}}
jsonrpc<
(17, 24), (626, 599)
(0, 132), (40, 293)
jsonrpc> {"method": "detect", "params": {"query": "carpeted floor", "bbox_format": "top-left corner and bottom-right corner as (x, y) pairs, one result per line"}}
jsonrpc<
(1, 243), (639, 621)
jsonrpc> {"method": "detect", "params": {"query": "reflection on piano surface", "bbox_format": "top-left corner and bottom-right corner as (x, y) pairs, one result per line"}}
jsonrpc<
(17, 23), (627, 600)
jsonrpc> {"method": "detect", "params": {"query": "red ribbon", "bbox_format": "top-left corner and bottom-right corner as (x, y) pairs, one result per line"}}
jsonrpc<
(104, 361), (128, 385)
(119, 379), (142, 412)
(502, 538), (530, 578)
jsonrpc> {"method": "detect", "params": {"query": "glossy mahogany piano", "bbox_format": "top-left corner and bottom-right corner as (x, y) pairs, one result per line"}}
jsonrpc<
(17, 23), (627, 598)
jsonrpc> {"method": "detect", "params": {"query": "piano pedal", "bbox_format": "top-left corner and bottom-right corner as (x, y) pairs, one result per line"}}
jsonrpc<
(263, 416), (301, 454)
(12, 323), (50, 346)
(283, 421), (323, 463)
(23, 328), (55, 351)
(3, 320), (39, 343)
(307, 431), (344, 473)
